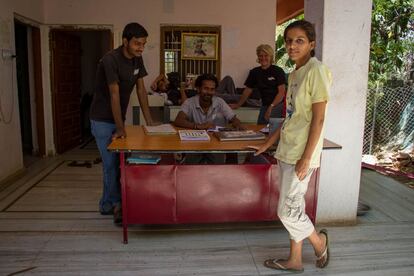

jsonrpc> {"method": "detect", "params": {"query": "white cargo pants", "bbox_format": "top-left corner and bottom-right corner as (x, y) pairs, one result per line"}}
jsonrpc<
(277, 160), (316, 242)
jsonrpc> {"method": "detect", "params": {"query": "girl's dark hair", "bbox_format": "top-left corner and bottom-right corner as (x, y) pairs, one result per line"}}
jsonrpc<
(284, 20), (316, 57)
(122, 22), (148, 41)
(195, 73), (218, 88)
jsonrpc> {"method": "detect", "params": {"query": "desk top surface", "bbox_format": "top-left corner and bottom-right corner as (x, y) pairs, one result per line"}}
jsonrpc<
(108, 125), (342, 153)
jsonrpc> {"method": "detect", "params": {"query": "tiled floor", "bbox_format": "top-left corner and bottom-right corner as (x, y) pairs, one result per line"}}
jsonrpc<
(1, 145), (413, 275)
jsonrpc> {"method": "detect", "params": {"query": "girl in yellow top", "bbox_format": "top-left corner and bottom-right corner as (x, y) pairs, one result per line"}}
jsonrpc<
(249, 20), (332, 272)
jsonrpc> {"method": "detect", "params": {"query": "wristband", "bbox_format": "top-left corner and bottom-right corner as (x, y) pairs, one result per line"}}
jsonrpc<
(270, 103), (275, 107)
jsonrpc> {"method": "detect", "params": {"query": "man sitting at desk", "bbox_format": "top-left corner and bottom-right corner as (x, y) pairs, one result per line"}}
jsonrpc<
(174, 73), (244, 164)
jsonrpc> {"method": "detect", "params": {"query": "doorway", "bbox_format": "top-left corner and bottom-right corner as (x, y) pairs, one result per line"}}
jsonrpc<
(14, 19), (45, 167)
(50, 29), (112, 154)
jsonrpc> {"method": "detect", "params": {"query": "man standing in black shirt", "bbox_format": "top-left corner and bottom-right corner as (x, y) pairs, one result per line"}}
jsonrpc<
(89, 22), (153, 224)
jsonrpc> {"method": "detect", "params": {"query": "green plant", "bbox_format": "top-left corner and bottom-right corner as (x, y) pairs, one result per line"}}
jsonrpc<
(369, 0), (414, 87)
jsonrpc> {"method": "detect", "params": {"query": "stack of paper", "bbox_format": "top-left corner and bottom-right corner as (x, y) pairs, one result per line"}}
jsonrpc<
(178, 130), (210, 141)
(127, 154), (161, 164)
(144, 124), (177, 135)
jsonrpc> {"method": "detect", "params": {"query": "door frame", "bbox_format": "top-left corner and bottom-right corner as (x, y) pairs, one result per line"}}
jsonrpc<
(48, 25), (113, 153)
(14, 14), (46, 156)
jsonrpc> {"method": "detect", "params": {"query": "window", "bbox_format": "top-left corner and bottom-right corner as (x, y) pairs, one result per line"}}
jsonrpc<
(160, 25), (221, 83)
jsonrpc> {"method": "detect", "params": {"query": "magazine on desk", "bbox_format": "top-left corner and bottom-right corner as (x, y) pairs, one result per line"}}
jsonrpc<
(144, 124), (177, 135)
(178, 129), (210, 141)
(215, 130), (266, 141)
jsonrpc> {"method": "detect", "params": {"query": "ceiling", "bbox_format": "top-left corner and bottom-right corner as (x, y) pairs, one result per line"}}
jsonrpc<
(276, 0), (304, 24)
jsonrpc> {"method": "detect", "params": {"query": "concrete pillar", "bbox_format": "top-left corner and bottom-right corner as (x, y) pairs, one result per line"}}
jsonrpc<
(305, 0), (373, 224)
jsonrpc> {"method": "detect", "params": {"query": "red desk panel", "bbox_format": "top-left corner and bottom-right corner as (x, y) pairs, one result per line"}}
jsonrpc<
(121, 155), (319, 243)
(176, 164), (277, 223)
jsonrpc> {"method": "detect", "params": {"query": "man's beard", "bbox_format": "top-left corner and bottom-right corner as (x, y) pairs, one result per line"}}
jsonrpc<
(201, 95), (212, 102)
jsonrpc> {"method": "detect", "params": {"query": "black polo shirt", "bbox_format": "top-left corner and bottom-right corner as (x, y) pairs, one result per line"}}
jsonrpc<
(244, 65), (286, 106)
(90, 46), (147, 123)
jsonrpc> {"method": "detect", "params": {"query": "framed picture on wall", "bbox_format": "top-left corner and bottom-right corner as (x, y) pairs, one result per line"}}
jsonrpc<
(181, 33), (218, 60)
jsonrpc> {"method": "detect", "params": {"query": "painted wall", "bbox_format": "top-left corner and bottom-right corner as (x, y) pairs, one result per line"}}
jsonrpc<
(42, 0), (276, 87)
(305, 0), (372, 223)
(0, 0), (44, 181)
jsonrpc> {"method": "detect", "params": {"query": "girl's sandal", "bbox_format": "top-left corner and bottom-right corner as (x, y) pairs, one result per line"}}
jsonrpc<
(316, 229), (330, 268)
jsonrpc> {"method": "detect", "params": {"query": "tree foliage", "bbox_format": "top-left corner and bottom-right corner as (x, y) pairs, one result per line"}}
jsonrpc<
(274, 1), (413, 85)
(369, 0), (414, 87)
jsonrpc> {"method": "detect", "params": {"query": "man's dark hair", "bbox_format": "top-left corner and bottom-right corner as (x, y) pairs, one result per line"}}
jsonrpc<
(195, 73), (218, 88)
(167, 72), (180, 90)
(122, 23), (148, 41)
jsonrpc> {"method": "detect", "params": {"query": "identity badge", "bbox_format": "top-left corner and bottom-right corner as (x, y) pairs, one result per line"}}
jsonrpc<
(133, 69), (139, 75)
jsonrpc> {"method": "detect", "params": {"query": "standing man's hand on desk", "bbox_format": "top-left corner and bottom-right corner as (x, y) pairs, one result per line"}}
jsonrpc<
(112, 128), (126, 140)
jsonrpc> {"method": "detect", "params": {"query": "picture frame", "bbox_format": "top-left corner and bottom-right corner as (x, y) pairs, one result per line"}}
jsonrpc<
(181, 33), (218, 60)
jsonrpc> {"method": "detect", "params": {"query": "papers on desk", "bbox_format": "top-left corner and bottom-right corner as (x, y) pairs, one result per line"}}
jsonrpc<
(260, 125), (270, 134)
(215, 130), (266, 141)
(207, 126), (225, 132)
(207, 126), (237, 132)
(127, 154), (161, 164)
(144, 124), (177, 135)
(178, 130), (210, 141)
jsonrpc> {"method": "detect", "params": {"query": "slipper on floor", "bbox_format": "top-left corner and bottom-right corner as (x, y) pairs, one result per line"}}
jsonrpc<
(316, 229), (330, 268)
(264, 258), (304, 273)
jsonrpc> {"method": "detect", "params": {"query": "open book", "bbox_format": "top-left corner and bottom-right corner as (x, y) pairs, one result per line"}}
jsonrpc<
(215, 130), (266, 141)
(178, 130), (210, 141)
(144, 124), (177, 135)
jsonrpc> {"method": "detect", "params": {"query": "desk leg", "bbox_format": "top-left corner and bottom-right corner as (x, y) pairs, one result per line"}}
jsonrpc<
(120, 152), (128, 244)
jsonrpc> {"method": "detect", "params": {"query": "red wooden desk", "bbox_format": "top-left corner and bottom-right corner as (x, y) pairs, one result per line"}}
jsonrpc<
(108, 126), (341, 243)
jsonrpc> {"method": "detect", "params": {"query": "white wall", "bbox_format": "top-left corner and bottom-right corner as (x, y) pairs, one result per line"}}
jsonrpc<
(0, 0), (44, 181)
(43, 0), (276, 87)
(305, 0), (372, 224)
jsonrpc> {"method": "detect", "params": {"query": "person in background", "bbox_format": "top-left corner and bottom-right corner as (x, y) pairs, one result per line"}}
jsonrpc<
(89, 22), (153, 225)
(230, 44), (286, 124)
(248, 20), (331, 272)
(174, 73), (244, 164)
(150, 72), (187, 105)
(152, 73), (245, 106)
